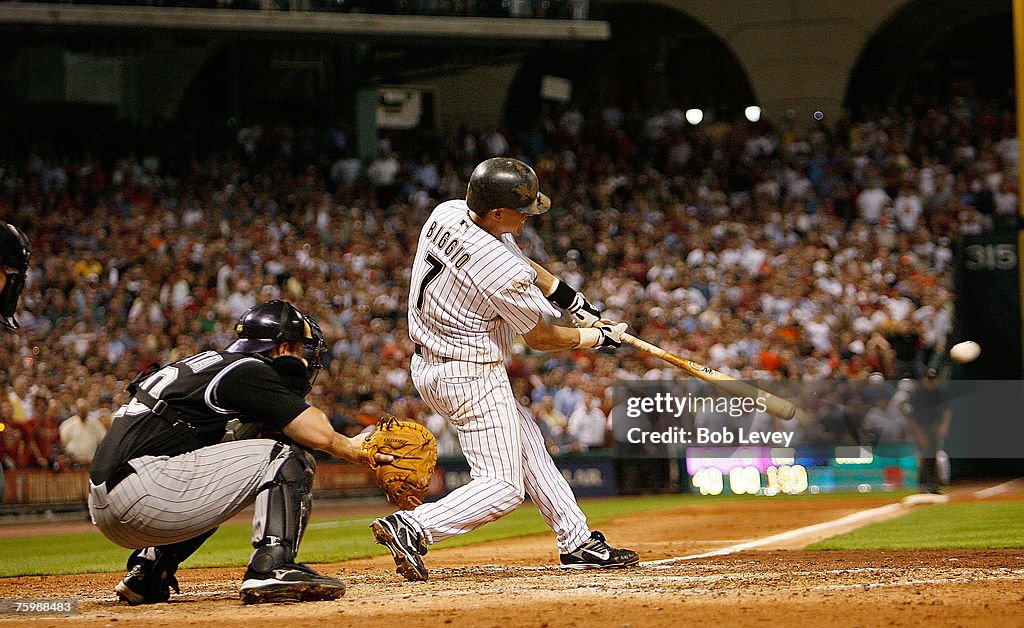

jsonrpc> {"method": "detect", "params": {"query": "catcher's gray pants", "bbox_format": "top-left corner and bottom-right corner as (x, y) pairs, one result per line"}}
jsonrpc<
(89, 439), (295, 549)
(405, 355), (591, 553)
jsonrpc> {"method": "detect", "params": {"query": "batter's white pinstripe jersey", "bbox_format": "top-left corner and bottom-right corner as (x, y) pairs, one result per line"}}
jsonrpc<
(408, 199), (560, 363)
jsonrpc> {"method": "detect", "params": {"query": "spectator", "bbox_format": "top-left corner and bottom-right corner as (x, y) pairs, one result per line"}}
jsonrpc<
(24, 396), (66, 471)
(1, 424), (31, 470)
(553, 371), (584, 417)
(7, 375), (32, 425)
(531, 404), (580, 456)
(567, 392), (609, 449)
(59, 397), (108, 467)
(330, 148), (363, 189)
(534, 395), (570, 439)
(885, 319), (924, 380)
(856, 178), (892, 225)
(893, 182), (924, 233)
(366, 147), (400, 206)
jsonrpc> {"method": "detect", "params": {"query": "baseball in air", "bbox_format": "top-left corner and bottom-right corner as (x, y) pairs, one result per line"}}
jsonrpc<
(950, 341), (981, 364)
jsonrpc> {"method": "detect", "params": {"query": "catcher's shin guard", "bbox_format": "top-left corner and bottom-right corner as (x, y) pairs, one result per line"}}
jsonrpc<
(249, 444), (315, 572)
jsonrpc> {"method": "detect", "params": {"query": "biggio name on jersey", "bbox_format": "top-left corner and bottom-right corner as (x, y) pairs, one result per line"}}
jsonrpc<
(425, 220), (472, 269)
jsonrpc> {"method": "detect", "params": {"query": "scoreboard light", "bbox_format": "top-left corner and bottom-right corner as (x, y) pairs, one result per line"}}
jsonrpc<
(728, 465), (761, 495)
(770, 447), (795, 465)
(835, 446), (874, 464)
(685, 444), (917, 495)
(691, 467), (724, 495)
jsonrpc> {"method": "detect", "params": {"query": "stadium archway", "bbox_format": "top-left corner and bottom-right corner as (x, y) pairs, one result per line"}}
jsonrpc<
(845, 0), (1012, 115)
(505, 1), (755, 130)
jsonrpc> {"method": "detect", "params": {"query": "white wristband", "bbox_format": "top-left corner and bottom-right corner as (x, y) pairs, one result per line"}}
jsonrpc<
(575, 327), (602, 349)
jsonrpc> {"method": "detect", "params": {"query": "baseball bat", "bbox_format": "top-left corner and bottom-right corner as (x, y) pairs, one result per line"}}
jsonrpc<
(620, 332), (805, 422)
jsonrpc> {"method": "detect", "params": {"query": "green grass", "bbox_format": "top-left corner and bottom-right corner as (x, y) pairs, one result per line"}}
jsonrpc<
(0, 494), (692, 577)
(809, 502), (1024, 550)
(9, 491), (1007, 577)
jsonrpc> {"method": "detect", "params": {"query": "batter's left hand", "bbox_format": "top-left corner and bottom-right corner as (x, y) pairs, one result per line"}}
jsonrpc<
(568, 291), (601, 328)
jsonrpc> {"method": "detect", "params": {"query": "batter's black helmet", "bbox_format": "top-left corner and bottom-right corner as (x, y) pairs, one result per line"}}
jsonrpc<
(226, 300), (324, 369)
(466, 158), (551, 216)
(0, 221), (31, 331)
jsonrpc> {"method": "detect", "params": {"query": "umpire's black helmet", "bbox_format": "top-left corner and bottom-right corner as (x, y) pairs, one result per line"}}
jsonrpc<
(0, 221), (31, 331)
(466, 158), (551, 216)
(226, 300), (325, 369)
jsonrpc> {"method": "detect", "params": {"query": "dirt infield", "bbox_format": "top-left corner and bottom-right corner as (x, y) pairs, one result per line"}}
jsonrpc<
(2, 488), (1023, 627)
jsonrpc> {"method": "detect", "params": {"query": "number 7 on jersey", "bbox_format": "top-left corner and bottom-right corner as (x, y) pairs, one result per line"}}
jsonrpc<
(415, 253), (445, 310)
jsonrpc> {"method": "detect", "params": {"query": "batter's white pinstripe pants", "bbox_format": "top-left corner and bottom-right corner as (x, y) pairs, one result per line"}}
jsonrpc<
(404, 353), (591, 553)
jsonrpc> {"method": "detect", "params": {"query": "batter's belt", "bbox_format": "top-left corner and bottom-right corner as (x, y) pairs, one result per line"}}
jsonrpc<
(415, 344), (452, 363)
(413, 344), (504, 365)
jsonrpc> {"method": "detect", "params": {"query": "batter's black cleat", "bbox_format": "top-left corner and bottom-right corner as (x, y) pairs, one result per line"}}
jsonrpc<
(559, 531), (639, 570)
(371, 513), (429, 582)
(115, 565), (181, 605)
(239, 563), (346, 604)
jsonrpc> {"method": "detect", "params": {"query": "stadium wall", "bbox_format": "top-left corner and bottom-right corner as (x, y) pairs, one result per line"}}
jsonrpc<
(2, 0), (1011, 130)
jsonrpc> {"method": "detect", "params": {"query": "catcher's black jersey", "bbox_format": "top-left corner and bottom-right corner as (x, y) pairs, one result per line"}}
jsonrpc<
(90, 350), (309, 484)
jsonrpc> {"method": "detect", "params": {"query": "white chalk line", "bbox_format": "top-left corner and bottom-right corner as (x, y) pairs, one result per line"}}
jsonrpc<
(973, 477), (1024, 499)
(641, 502), (907, 566)
(643, 477), (1024, 567)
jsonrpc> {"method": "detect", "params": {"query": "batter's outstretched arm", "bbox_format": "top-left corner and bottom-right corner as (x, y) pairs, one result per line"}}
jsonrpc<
(523, 317), (627, 352)
(527, 259), (601, 328)
(527, 259), (559, 295)
(523, 317), (581, 351)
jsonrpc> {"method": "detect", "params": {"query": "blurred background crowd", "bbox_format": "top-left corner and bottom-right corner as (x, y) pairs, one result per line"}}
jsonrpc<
(0, 95), (1013, 471)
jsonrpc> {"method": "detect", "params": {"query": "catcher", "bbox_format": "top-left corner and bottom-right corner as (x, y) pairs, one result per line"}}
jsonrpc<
(88, 300), (394, 605)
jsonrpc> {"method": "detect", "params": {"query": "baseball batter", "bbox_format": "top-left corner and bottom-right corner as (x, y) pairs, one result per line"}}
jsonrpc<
(372, 157), (638, 580)
(89, 300), (391, 604)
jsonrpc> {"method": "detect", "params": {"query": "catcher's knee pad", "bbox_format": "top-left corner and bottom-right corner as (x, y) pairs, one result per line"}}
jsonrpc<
(251, 444), (315, 571)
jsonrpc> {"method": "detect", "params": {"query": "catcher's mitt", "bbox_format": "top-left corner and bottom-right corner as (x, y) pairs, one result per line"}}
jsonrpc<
(360, 414), (438, 510)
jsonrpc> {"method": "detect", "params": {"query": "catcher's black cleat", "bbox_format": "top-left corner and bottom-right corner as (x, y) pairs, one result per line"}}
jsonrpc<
(371, 513), (429, 582)
(115, 564), (180, 605)
(239, 563), (346, 604)
(559, 531), (639, 570)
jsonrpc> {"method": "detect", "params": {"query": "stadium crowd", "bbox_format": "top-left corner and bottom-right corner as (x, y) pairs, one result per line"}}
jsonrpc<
(0, 95), (1015, 471)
